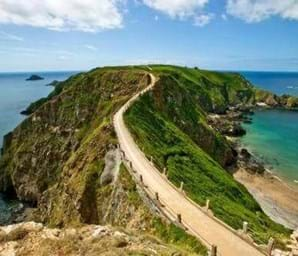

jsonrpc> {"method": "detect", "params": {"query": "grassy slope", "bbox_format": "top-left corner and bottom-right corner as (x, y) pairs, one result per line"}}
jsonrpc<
(119, 164), (207, 255)
(124, 65), (291, 248)
(0, 66), (207, 255)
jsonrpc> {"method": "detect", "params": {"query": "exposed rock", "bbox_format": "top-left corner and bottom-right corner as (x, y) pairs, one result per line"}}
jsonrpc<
(265, 94), (280, 106)
(255, 90), (298, 109)
(272, 229), (298, 255)
(100, 146), (121, 186)
(0, 222), (189, 256)
(0, 70), (151, 205)
(237, 149), (266, 175)
(240, 148), (251, 160)
(208, 115), (246, 137)
(286, 97), (298, 108)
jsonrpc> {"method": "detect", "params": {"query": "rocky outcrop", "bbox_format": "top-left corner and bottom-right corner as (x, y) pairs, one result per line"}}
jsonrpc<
(272, 229), (298, 256)
(0, 222), (190, 256)
(237, 148), (266, 175)
(208, 114), (246, 137)
(255, 89), (298, 109)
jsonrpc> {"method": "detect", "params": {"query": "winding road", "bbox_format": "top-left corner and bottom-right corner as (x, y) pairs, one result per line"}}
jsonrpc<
(113, 73), (266, 256)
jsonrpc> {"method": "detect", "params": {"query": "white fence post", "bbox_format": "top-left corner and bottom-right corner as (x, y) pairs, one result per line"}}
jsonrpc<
(180, 181), (184, 192)
(206, 199), (210, 210)
(243, 221), (248, 234)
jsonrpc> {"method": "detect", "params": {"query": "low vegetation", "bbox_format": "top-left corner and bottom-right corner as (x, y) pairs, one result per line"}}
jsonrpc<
(0, 66), (207, 255)
(124, 65), (291, 248)
(0, 65), (293, 251)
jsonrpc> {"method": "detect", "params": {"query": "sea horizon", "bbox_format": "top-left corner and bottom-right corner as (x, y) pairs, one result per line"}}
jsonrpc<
(1, 68), (298, 74)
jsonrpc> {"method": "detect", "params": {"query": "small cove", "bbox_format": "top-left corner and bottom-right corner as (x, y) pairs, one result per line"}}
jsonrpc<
(241, 109), (298, 187)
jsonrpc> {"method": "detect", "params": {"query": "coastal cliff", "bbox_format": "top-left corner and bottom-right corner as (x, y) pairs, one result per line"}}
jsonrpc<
(0, 65), (295, 252)
(0, 67), (207, 255)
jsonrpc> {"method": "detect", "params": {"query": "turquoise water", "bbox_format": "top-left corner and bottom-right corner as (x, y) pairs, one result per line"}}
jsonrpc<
(0, 71), (77, 221)
(0, 194), (12, 224)
(241, 109), (298, 184)
(240, 71), (298, 186)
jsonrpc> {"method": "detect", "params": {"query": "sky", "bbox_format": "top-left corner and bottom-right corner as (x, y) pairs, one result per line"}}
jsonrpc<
(0, 0), (297, 72)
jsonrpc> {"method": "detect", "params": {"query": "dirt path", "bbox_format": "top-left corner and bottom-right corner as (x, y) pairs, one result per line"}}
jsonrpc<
(113, 73), (265, 256)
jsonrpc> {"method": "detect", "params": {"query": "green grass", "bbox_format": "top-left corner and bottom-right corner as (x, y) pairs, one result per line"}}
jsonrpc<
(123, 66), (291, 248)
(118, 164), (208, 255)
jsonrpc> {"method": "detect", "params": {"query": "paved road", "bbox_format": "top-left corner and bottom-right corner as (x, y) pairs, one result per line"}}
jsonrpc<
(114, 73), (265, 256)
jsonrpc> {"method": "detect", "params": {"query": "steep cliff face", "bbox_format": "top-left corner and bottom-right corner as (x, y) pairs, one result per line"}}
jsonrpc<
(0, 69), (150, 203)
(0, 67), (207, 255)
(0, 68), (153, 228)
(149, 74), (237, 167)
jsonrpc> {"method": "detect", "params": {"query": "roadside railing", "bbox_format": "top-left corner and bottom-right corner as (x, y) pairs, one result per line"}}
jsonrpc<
(114, 73), (274, 256)
(121, 153), (220, 256)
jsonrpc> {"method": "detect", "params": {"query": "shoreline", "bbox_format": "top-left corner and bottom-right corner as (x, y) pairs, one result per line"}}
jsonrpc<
(224, 107), (298, 230)
(234, 167), (298, 230)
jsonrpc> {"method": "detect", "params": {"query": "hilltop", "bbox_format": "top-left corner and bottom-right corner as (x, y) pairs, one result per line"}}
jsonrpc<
(0, 65), (295, 253)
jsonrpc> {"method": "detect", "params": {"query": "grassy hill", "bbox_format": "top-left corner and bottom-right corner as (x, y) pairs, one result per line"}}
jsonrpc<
(0, 67), (207, 255)
(0, 65), (291, 252)
(124, 65), (291, 248)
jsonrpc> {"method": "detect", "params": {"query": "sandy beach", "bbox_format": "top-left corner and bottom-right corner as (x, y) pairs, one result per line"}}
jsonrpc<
(234, 168), (298, 230)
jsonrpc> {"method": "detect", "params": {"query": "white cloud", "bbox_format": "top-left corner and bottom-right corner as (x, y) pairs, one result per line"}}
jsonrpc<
(0, 46), (75, 59)
(194, 13), (214, 26)
(84, 44), (97, 51)
(0, 31), (24, 41)
(143, 0), (209, 18)
(0, 0), (124, 32)
(221, 14), (228, 20)
(227, 0), (298, 23)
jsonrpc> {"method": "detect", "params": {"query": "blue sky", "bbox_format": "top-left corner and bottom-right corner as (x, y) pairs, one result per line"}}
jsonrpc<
(0, 0), (297, 72)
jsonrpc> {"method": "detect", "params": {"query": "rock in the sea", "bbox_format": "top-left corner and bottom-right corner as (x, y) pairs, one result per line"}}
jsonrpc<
(26, 75), (44, 81)
(240, 148), (251, 160)
(227, 123), (246, 136)
(246, 160), (266, 174)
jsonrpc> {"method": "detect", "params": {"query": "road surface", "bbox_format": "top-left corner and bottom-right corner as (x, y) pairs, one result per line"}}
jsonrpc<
(113, 73), (265, 256)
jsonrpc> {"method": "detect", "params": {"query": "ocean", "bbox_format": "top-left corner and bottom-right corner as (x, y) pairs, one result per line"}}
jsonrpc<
(240, 71), (298, 186)
(241, 71), (298, 96)
(0, 71), (77, 146)
(0, 71), (77, 223)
